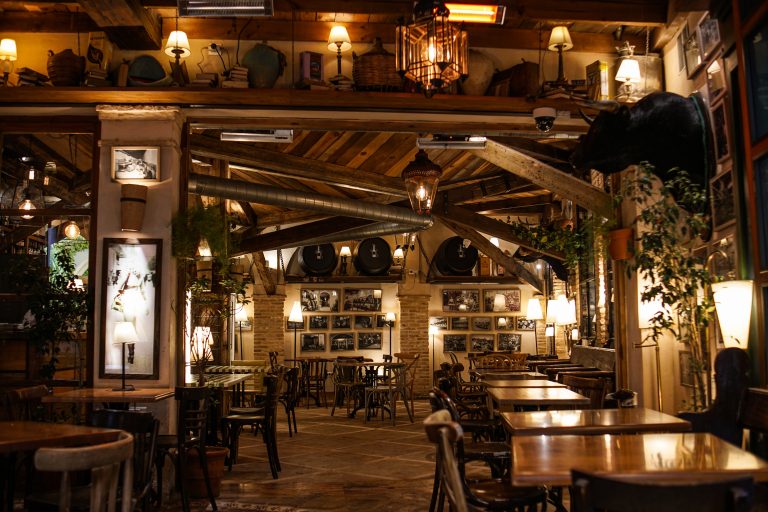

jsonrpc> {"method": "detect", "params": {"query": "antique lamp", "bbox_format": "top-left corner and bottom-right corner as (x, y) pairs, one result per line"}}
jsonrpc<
(63, 220), (81, 240)
(385, 312), (396, 355)
(615, 42), (642, 100)
(288, 300), (303, 367)
(327, 25), (351, 84)
(526, 296), (544, 355)
(548, 26), (573, 87)
(165, 17), (191, 86)
(429, 324), (439, 375)
(0, 39), (16, 86)
(402, 149), (442, 215)
(235, 305), (248, 358)
(113, 321), (138, 391)
(339, 245), (351, 275)
(712, 280), (754, 349)
(18, 193), (35, 219)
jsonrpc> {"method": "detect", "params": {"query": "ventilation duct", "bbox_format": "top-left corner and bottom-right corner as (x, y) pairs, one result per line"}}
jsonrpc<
(293, 222), (426, 248)
(179, 0), (273, 17)
(220, 130), (293, 143)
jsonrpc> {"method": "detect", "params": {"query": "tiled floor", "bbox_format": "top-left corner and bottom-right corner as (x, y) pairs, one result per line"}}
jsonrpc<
(185, 399), (437, 511)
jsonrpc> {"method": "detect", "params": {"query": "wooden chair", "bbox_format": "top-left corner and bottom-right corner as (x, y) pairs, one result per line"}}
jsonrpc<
(230, 359), (267, 408)
(32, 431), (134, 512)
(395, 352), (421, 414)
(280, 367), (301, 437)
(562, 375), (609, 409)
(303, 359), (329, 408)
(7, 384), (48, 421)
(570, 469), (753, 512)
(363, 364), (412, 425)
(330, 359), (364, 418)
(268, 351), (279, 370)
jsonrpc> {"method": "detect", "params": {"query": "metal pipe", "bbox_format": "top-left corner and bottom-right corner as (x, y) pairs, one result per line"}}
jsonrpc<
(292, 222), (427, 248)
(189, 174), (432, 228)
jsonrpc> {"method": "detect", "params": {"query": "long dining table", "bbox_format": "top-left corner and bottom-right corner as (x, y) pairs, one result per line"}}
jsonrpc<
(488, 386), (590, 412)
(485, 379), (566, 389)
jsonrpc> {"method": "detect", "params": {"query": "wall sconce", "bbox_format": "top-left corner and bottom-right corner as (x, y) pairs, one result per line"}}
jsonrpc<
(548, 26), (573, 87)
(497, 317), (507, 328)
(288, 301), (303, 367)
(113, 321), (138, 391)
(402, 149), (442, 215)
(0, 38), (16, 86)
(385, 312), (396, 355)
(120, 184), (147, 232)
(712, 280), (754, 349)
(327, 25), (351, 84)
(339, 245), (351, 275)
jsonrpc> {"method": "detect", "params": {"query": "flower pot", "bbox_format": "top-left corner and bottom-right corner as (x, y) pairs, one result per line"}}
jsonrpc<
(184, 446), (227, 498)
(608, 228), (634, 260)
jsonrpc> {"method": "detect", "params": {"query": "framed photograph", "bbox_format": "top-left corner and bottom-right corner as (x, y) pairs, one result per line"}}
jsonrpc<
(442, 289), (480, 312)
(300, 289), (339, 312)
(111, 146), (160, 181)
(443, 334), (467, 352)
(100, 238), (162, 380)
(679, 350), (694, 387)
(375, 314), (389, 328)
(343, 288), (381, 312)
(496, 317), (513, 330)
(516, 317), (537, 331)
(330, 333), (355, 351)
(710, 169), (736, 231)
(711, 231), (737, 278)
(430, 316), (448, 330)
(472, 317), (492, 331)
(706, 58), (726, 103)
(357, 332), (382, 350)
(300, 333), (326, 352)
(309, 315), (329, 330)
(286, 317), (305, 330)
(471, 334), (495, 352)
(676, 24), (689, 74)
(697, 15), (721, 60)
(711, 100), (731, 162)
(483, 289), (521, 312)
(684, 31), (703, 78)
(354, 315), (374, 329)
(332, 315), (351, 330)
(450, 316), (469, 330)
(498, 333), (522, 352)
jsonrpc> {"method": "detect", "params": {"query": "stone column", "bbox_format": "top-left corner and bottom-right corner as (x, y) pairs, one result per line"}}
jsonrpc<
(397, 293), (431, 396)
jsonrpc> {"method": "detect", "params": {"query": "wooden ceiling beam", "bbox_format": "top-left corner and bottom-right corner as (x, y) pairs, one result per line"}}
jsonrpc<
(512, 0), (666, 25)
(467, 194), (554, 213)
(235, 217), (373, 255)
(78, 0), (162, 49)
(441, 175), (533, 204)
(0, 11), (99, 33)
(490, 136), (573, 165)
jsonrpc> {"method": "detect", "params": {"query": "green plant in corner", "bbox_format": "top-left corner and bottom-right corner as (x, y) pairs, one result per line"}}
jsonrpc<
(506, 220), (589, 273)
(622, 162), (714, 411)
(171, 204), (232, 268)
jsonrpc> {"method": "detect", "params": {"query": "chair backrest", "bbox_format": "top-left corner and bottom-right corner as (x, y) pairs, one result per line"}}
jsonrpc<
(738, 388), (768, 458)
(509, 352), (529, 365)
(261, 375), (280, 427)
(423, 410), (468, 512)
(403, 353), (421, 386)
(306, 359), (328, 381)
(281, 367), (301, 406)
(333, 360), (361, 385)
(6, 384), (49, 421)
(268, 351), (279, 369)
(34, 431), (135, 512)
(570, 469), (753, 512)
(89, 409), (159, 508)
(562, 375), (608, 409)
(447, 352), (460, 365)
(174, 386), (212, 449)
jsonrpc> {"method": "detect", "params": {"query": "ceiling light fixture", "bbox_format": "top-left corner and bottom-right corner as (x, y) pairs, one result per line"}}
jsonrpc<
(220, 129), (294, 142)
(444, 3), (505, 24)
(416, 134), (486, 149)
(395, 0), (469, 98)
(402, 149), (442, 215)
(19, 194), (35, 219)
(64, 220), (81, 240)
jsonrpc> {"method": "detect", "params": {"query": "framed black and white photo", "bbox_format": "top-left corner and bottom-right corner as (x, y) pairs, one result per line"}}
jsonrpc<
(430, 316), (448, 330)
(332, 315), (351, 330)
(496, 317), (513, 330)
(706, 58), (726, 103)
(100, 238), (161, 380)
(343, 288), (381, 312)
(111, 146), (160, 182)
(286, 317), (305, 330)
(710, 169), (736, 231)
(697, 15), (721, 60)
(483, 289), (521, 312)
(354, 315), (374, 329)
(471, 334), (495, 352)
(711, 100), (731, 162)
(301, 289), (339, 312)
(443, 334), (467, 352)
(684, 31), (703, 78)
(442, 289), (480, 312)
(309, 315), (329, 330)
(300, 333), (326, 352)
(357, 332), (382, 350)
(498, 333), (522, 352)
(330, 333), (355, 351)
(677, 24), (689, 73)
(516, 317), (537, 331)
(472, 317), (492, 331)
(450, 316), (469, 330)
(679, 350), (694, 387)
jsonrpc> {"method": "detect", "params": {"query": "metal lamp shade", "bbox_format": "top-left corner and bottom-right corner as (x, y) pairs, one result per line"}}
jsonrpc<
(402, 149), (442, 215)
(712, 280), (754, 349)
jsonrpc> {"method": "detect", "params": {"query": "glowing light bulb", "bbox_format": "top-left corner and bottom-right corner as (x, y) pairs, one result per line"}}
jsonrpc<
(428, 45), (436, 61)
(19, 198), (35, 219)
(417, 186), (427, 200)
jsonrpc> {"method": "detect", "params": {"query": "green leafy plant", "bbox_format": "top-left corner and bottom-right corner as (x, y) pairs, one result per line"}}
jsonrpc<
(171, 205), (233, 268)
(507, 220), (589, 272)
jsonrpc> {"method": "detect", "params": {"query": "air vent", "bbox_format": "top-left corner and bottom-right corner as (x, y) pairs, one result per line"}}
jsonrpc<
(417, 135), (487, 150)
(220, 129), (293, 143)
(179, 0), (273, 17)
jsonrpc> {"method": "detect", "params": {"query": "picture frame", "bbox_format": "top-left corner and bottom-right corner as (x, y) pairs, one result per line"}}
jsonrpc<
(443, 334), (467, 352)
(100, 238), (162, 380)
(676, 24), (689, 74)
(300, 289), (339, 312)
(375, 314), (388, 328)
(710, 168), (736, 231)
(238, 319), (252, 331)
(516, 317), (537, 331)
(330, 333), (355, 351)
(300, 333), (326, 352)
(308, 315), (329, 330)
(706, 57), (726, 103)
(450, 316), (469, 330)
(470, 334), (495, 352)
(442, 289), (480, 312)
(286, 317), (305, 330)
(343, 288), (381, 312)
(111, 146), (160, 182)
(332, 315), (351, 330)
(684, 31), (703, 78)
(430, 316), (448, 330)
(357, 332), (382, 350)
(498, 333), (522, 352)
(711, 230), (737, 278)
(679, 350), (694, 387)
(711, 100), (731, 162)
(483, 289), (521, 312)
(496, 317), (513, 330)
(471, 317), (492, 331)
(354, 315), (374, 329)
(697, 15), (721, 61)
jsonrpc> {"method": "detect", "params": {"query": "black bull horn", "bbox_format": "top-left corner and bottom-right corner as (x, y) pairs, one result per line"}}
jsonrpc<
(579, 109), (595, 125)
(576, 99), (621, 113)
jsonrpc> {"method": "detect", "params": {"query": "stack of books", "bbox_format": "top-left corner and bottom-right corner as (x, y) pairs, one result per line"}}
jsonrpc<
(190, 72), (219, 88)
(84, 69), (111, 87)
(15, 68), (49, 86)
(329, 75), (354, 91)
(295, 79), (331, 90)
(222, 66), (249, 88)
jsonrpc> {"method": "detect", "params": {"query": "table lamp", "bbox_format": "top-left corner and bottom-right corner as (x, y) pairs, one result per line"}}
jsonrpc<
(288, 300), (303, 367)
(548, 26), (573, 87)
(385, 312), (396, 355)
(165, 17), (190, 86)
(327, 25), (351, 84)
(113, 321), (138, 391)
(0, 39), (16, 86)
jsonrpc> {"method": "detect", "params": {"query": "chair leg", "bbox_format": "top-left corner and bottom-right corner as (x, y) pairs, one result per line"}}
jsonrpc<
(197, 445), (218, 512)
(291, 406), (298, 434)
(177, 448), (190, 512)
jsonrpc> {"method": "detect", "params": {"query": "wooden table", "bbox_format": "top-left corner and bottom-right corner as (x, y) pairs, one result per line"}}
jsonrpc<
(475, 370), (540, 380)
(501, 407), (691, 436)
(485, 380), (565, 389)
(489, 387), (590, 411)
(0, 421), (122, 453)
(42, 387), (175, 404)
(511, 432), (768, 487)
(205, 365), (269, 374)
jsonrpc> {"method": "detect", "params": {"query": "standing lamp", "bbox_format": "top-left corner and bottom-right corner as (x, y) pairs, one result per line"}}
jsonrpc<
(545, 298), (562, 356)
(0, 39), (16, 86)
(235, 305), (248, 359)
(113, 321), (138, 391)
(637, 298), (665, 411)
(288, 301), (303, 368)
(548, 26), (573, 87)
(339, 245), (351, 275)
(164, 18), (191, 86)
(712, 280), (754, 349)
(526, 296), (544, 355)
(429, 324), (439, 376)
(327, 25), (351, 85)
(385, 312), (396, 355)
(402, 149), (443, 215)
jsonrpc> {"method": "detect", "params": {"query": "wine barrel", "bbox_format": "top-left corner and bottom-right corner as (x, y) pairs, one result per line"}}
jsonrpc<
(353, 237), (392, 276)
(297, 243), (338, 276)
(434, 236), (478, 276)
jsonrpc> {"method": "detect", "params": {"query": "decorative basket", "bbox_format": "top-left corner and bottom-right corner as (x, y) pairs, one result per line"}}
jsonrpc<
(47, 49), (85, 86)
(353, 38), (403, 92)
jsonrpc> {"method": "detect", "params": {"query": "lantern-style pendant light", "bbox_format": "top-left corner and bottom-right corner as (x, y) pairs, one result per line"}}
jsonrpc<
(402, 149), (442, 215)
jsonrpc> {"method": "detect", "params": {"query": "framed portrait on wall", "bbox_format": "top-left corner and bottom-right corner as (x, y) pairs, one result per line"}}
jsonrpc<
(498, 333), (522, 351)
(710, 169), (736, 231)
(300, 289), (339, 312)
(332, 315), (351, 329)
(111, 146), (160, 182)
(308, 315), (329, 330)
(99, 238), (162, 380)
(697, 15), (721, 60)
(710, 100), (731, 162)
(483, 289), (521, 312)
(301, 333), (326, 352)
(470, 334), (495, 352)
(443, 334), (467, 352)
(330, 333), (354, 351)
(357, 332), (382, 350)
(343, 288), (382, 312)
(430, 316), (448, 330)
(442, 289), (480, 312)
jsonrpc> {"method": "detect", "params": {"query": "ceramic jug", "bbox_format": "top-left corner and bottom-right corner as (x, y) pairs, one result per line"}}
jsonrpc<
(47, 49), (85, 86)
(242, 43), (286, 88)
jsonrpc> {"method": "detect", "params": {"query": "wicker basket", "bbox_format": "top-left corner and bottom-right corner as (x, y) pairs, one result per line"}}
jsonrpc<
(353, 38), (403, 92)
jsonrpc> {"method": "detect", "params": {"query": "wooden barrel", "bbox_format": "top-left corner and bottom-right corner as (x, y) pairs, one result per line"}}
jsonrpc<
(353, 237), (392, 276)
(434, 236), (478, 275)
(297, 243), (337, 276)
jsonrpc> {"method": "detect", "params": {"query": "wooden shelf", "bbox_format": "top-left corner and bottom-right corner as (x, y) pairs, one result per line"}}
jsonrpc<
(285, 275), (402, 284)
(426, 276), (524, 284)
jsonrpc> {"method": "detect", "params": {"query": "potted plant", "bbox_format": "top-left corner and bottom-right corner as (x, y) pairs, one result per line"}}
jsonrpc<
(171, 204), (231, 269)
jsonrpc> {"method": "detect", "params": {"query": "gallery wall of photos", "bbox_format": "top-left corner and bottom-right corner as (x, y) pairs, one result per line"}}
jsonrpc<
(289, 288), (390, 353)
